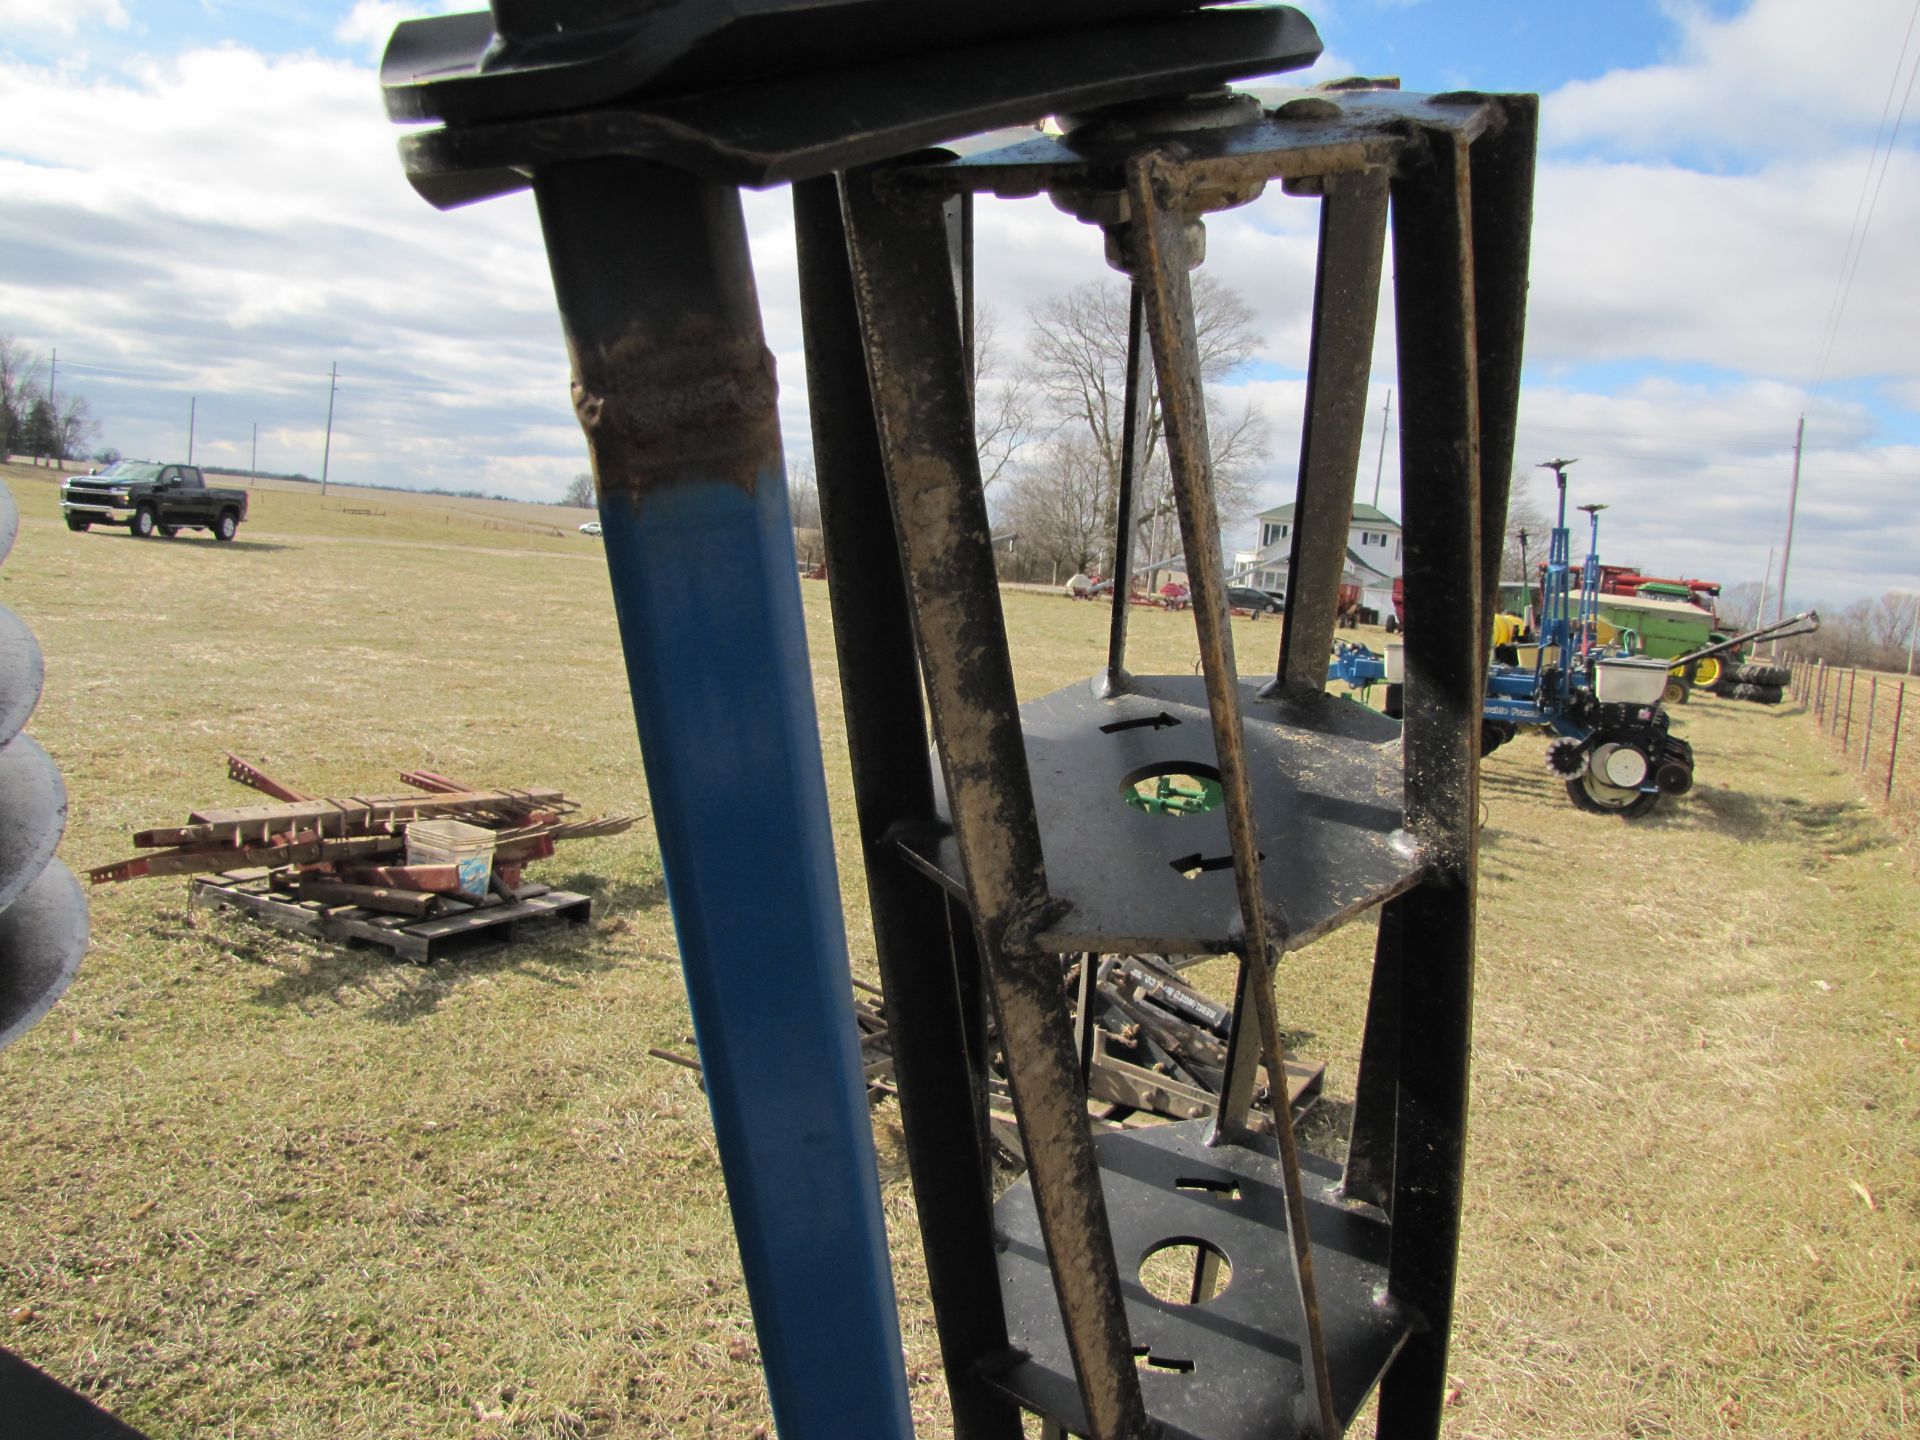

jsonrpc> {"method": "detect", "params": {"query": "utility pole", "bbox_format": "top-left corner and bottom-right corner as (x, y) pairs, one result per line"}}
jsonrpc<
(1908, 590), (1917, 677)
(320, 361), (338, 498)
(1775, 415), (1804, 626)
(187, 396), (196, 463)
(1370, 387), (1393, 511)
(250, 422), (257, 487)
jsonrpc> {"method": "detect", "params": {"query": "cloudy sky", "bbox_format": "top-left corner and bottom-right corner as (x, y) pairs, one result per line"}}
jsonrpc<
(2, 1), (1916, 610)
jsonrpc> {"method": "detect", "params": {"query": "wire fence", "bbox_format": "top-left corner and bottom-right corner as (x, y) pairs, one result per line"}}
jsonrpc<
(1792, 657), (1918, 840)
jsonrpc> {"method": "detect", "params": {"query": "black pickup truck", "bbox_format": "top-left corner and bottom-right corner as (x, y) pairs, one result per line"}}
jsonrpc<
(62, 461), (250, 541)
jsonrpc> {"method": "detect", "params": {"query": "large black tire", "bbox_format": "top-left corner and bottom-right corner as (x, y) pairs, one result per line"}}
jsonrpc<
(130, 506), (157, 538)
(156, 524), (178, 538)
(214, 509), (239, 542)
(1730, 682), (1783, 705)
(1565, 772), (1661, 818)
(1481, 720), (1516, 756)
(64, 515), (89, 532)
(1734, 662), (1790, 687)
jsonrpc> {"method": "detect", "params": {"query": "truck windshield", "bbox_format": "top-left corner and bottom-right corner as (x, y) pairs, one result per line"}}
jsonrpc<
(93, 461), (164, 482)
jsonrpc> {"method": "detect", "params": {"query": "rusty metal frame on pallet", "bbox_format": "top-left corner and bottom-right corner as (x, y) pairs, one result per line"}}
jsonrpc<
(812, 85), (1535, 1440)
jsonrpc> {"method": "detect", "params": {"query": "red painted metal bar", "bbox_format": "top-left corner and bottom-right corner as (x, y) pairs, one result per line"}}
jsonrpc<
(1889, 682), (1906, 805)
(1863, 676), (1877, 771)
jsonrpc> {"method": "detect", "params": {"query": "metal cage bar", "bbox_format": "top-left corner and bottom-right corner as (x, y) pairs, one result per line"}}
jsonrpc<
(838, 164), (1153, 1440)
(792, 174), (1022, 1440)
(1125, 148), (1339, 1439)
(530, 156), (915, 1440)
(1276, 167), (1392, 690)
(1372, 120), (1487, 1437)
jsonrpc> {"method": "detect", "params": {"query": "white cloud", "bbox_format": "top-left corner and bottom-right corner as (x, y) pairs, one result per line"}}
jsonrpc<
(2, 6), (1915, 607)
(0, 0), (126, 37)
(335, 1), (469, 57)
(1546, 0), (1920, 158)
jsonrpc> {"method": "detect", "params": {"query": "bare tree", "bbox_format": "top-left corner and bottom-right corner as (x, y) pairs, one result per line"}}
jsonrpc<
(972, 304), (1037, 492)
(55, 394), (99, 463)
(1014, 274), (1271, 579)
(0, 334), (39, 460)
(561, 472), (595, 508)
(1717, 580), (1766, 631)
(1498, 479), (1553, 583)
(1866, 589), (1919, 655)
(998, 433), (1110, 579)
(787, 457), (824, 568)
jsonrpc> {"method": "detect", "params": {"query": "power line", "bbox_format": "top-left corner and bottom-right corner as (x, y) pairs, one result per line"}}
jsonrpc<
(1807, 0), (1920, 403)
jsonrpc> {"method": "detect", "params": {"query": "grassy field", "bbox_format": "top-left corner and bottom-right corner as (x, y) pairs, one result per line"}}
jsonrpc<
(1800, 660), (1920, 839)
(1, 459), (1914, 1438)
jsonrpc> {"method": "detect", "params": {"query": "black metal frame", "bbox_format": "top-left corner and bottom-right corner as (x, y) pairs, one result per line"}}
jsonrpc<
(805, 87), (1537, 1440)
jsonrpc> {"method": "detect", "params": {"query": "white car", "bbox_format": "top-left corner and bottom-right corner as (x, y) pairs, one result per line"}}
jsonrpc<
(579, 521), (603, 537)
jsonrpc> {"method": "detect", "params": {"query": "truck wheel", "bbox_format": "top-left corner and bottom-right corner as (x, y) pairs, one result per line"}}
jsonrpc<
(214, 510), (239, 542)
(157, 524), (178, 538)
(1565, 773), (1660, 818)
(1730, 682), (1783, 705)
(131, 506), (157, 538)
(64, 515), (90, 532)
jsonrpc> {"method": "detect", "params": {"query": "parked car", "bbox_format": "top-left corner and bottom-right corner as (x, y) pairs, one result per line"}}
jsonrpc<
(1226, 585), (1284, 614)
(578, 521), (603, 536)
(62, 460), (249, 541)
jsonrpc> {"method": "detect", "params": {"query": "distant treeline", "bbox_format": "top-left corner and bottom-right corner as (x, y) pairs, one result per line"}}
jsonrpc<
(201, 466), (514, 503)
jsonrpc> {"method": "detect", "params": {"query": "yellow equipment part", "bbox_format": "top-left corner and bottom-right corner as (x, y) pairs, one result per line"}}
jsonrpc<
(1692, 655), (1723, 687)
(1492, 612), (1523, 647)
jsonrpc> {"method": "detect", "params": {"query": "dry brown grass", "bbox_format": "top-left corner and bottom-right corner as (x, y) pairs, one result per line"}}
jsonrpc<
(0, 463), (1913, 1437)
(1801, 661), (1920, 845)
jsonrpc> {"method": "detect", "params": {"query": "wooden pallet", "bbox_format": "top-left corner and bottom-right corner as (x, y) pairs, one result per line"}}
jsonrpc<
(191, 868), (592, 964)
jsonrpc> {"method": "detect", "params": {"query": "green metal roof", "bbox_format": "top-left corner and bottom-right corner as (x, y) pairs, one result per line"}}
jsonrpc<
(1256, 500), (1400, 528)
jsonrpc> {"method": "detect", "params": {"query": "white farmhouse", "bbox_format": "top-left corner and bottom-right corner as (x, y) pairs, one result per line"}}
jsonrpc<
(1232, 501), (1403, 620)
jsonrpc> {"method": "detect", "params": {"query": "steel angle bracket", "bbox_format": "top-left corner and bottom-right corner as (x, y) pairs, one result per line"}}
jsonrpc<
(383, 3), (1323, 204)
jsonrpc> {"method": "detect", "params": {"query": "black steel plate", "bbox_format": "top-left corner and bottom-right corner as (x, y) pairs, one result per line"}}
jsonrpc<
(896, 675), (1417, 954)
(382, 0), (1245, 124)
(395, 7), (1323, 202)
(891, 87), (1499, 200)
(990, 1119), (1413, 1439)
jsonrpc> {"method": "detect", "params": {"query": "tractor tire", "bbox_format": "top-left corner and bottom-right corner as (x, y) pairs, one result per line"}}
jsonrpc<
(1730, 682), (1783, 705)
(1734, 662), (1790, 687)
(1565, 772), (1661, 818)
(130, 506), (157, 539)
(1693, 655), (1725, 690)
(1481, 720), (1516, 756)
(1662, 676), (1690, 706)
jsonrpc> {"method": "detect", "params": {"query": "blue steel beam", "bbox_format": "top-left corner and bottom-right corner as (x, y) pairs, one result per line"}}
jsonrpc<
(531, 157), (913, 1440)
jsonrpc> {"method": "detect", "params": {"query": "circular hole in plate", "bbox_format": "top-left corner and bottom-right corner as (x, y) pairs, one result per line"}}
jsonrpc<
(1121, 762), (1224, 817)
(1138, 1237), (1233, 1305)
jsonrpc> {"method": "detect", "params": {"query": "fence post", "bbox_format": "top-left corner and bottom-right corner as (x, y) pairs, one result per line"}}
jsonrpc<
(1862, 675), (1877, 771)
(1818, 660), (1829, 723)
(1890, 681), (1907, 806)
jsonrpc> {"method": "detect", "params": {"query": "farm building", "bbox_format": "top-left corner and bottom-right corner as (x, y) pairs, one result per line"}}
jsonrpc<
(1232, 500), (1402, 617)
